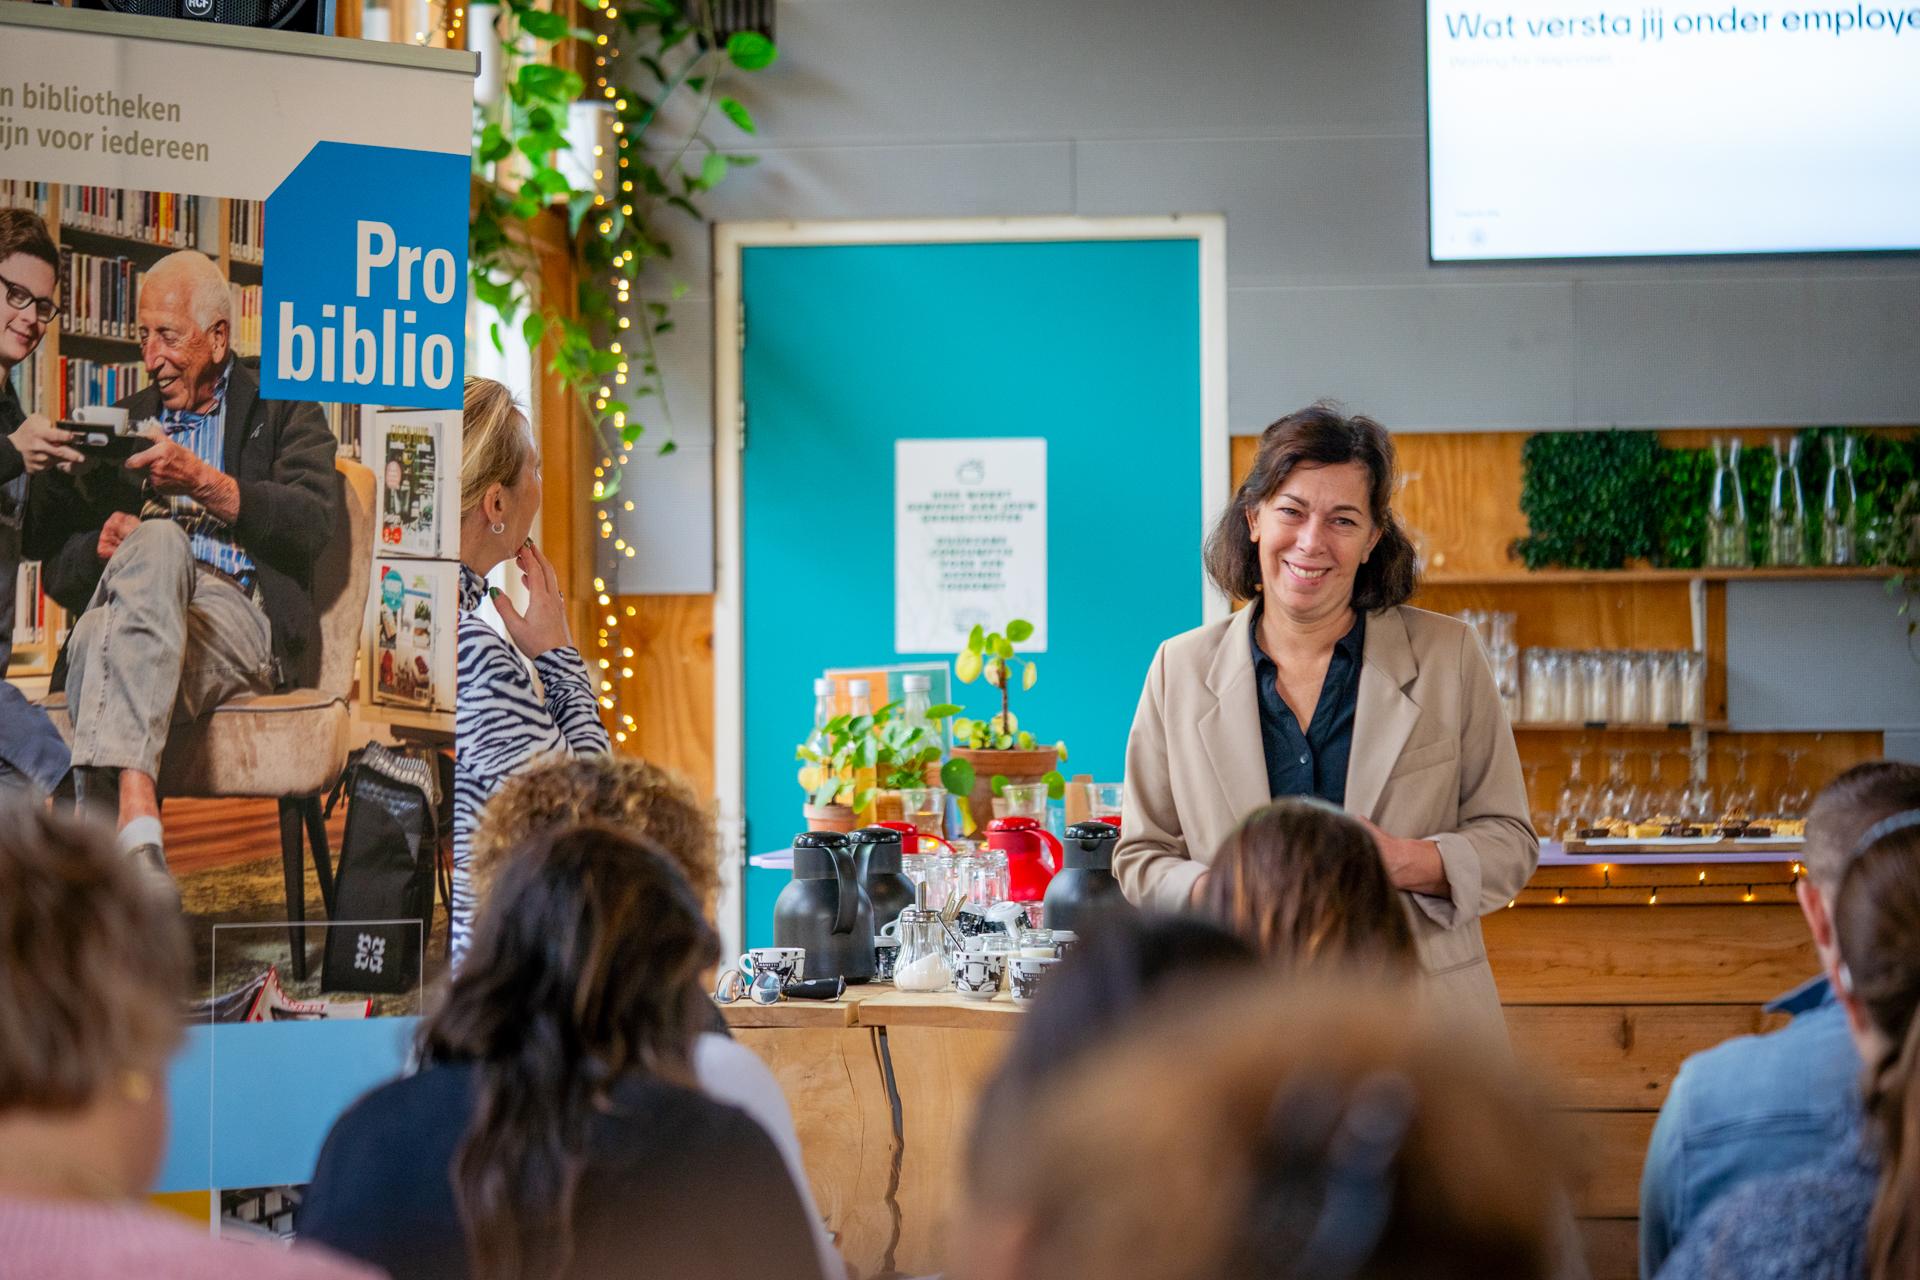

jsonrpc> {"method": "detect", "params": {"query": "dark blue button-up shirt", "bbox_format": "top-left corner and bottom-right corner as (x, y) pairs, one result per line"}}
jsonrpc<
(1249, 603), (1366, 807)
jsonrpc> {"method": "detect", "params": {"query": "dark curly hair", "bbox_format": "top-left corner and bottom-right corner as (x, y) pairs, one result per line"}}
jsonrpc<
(1204, 402), (1418, 610)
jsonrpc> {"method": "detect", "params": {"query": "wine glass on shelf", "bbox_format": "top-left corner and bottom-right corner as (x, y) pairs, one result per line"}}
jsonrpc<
(1646, 749), (1684, 823)
(1598, 748), (1638, 829)
(1773, 747), (1811, 821)
(1556, 746), (1594, 841)
(1521, 761), (1551, 839)
(1680, 746), (1717, 831)
(1720, 746), (1756, 826)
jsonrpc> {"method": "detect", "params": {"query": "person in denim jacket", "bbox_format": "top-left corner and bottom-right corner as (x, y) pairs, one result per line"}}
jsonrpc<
(1639, 761), (1920, 1276)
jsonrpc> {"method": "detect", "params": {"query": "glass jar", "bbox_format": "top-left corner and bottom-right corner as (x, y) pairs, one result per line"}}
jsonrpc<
(1522, 649), (1555, 723)
(1580, 651), (1611, 723)
(1679, 652), (1708, 723)
(1554, 649), (1583, 723)
(1648, 651), (1680, 725)
(1614, 651), (1650, 725)
(891, 906), (954, 992)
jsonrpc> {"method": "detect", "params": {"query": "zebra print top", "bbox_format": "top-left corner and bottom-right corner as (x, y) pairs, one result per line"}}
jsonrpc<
(452, 564), (611, 968)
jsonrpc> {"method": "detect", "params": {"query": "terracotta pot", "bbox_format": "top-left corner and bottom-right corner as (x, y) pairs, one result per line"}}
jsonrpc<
(802, 803), (859, 834)
(950, 747), (1060, 833)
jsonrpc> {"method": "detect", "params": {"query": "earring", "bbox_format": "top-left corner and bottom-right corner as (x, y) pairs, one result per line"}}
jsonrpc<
(490, 521), (506, 535)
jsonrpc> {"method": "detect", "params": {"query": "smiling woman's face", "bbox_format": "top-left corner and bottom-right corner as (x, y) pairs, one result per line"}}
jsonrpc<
(1246, 461), (1383, 625)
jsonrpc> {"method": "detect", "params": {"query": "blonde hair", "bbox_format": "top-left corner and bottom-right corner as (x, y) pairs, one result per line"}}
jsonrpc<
(0, 803), (189, 1113)
(473, 755), (719, 910)
(462, 376), (532, 520)
(961, 977), (1569, 1280)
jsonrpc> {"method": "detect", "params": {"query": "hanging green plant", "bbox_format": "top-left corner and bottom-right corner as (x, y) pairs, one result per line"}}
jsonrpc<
(468, 0), (776, 500)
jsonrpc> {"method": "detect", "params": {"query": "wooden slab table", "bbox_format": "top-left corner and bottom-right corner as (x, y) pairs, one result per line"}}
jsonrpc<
(726, 855), (1815, 1280)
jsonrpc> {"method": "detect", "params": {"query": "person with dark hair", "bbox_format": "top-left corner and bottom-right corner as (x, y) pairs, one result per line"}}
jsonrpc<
(298, 824), (825, 1280)
(957, 975), (1570, 1280)
(1642, 761), (1920, 1277)
(472, 753), (842, 1280)
(0, 206), (77, 799)
(0, 801), (372, 1279)
(1114, 401), (1536, 1037)
(1656, 807), (1920, 1280)
(1207, 796), (1418, 974)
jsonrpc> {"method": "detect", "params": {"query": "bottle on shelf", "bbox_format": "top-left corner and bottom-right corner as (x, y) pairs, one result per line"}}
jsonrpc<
(805, 677), (835, 758)
(1705, 438), (1751, 568)
(898, 673), (936, 740)
(1766, 435), (1808, 567)
(1822, 433), (1859, 566)
(846, 678), (877, 811)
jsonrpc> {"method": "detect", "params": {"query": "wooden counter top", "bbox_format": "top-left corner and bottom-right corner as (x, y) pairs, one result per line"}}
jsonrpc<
(718, 985), (1025, 1030)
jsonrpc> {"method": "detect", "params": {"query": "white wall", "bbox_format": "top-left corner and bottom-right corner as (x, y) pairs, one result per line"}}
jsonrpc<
(614, 0), (1920, 590)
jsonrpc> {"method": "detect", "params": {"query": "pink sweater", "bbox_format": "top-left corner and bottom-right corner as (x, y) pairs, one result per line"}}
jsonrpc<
(0, 1196), (382, 1280)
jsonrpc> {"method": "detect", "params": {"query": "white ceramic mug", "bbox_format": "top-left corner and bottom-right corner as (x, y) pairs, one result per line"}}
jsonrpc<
(1008, 955), (1060, 1005)
(739, 947), (805, 986)
(954, 955), (999, 1000)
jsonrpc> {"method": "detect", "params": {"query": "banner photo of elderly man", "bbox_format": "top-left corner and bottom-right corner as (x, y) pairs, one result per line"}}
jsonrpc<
(0, 10), (475, 1223)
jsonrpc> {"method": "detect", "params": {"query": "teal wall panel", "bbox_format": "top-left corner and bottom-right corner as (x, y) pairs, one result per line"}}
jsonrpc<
(740, 238), (1203, 945)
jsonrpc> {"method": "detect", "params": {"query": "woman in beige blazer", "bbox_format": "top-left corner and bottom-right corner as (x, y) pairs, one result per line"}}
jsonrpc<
(1114, 404), (1536, 1038)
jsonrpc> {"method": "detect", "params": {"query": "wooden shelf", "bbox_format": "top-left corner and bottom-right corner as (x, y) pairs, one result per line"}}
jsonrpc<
(1514, 721), (1729, 733)
(1421, 566), (1898, 586)
(1560, 838), (1803, 858)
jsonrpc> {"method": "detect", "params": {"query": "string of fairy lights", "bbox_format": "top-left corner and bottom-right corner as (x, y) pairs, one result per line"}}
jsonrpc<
(1504, 860), (1804, 908)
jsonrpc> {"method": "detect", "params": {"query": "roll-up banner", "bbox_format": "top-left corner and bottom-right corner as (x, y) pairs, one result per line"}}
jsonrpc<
(0, 5), (472, 1234)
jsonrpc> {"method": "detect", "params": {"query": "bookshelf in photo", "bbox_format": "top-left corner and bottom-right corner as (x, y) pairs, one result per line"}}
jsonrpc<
(1, 179), (358, 679)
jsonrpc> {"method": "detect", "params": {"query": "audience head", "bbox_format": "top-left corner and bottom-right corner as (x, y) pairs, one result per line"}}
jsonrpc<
(1207, 797), (1417, 974)
(0, 802), (188, 1199)
(967, 914), (1256, 1200)
(422, 824), (718, 1280)
(959, 975), (1566, 1280)
(1830, 810), (1920, 1280)
(460, 376), (540, 571)
(1800, 761), (1920, 969)
(473, 753), (717, 910)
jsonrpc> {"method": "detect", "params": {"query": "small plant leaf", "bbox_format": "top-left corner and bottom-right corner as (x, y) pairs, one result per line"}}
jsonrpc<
(967, 624), (985, 655)
(927, 703), (963, 719)
(941, 757), (976, 796)
(1055, 741), (1070, 762)
(1006, 618), (1034, 642)
(718, 95), (757, 134)
(990, 774), (1010, 798)
(726, 30), (779, 70)
(992, 634), (1015, 660)
(1021, 661), (1037, 691)
(955, 648), (983, 684)
(1042, 770), (1067, 800)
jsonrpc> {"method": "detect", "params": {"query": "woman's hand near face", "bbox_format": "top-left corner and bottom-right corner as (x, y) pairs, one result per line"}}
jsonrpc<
(9, 414), (82, 474)
(490, 539), (575, 660)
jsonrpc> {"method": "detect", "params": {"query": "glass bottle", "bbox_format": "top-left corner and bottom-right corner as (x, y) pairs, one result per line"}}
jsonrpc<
(847, 678), (873, 719)
(1765, 436), (1808, 567)
(805, 677), (835, 759)
(899, 673), (936, 740)
(1705, 438), (1751, 568)
(1822, 434), (1859, 566)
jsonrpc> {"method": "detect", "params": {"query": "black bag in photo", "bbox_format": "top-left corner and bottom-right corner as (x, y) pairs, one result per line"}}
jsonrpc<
(320, 743), (439, 995)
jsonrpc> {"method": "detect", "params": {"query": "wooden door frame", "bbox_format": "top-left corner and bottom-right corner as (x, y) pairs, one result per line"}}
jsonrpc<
(710, 214), (1230, 953)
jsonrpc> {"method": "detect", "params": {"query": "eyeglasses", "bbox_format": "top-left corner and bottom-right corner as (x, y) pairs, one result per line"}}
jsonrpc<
(0, 271), (61, 325)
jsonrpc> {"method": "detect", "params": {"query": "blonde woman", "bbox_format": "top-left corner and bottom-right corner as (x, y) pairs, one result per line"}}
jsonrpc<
(453, 378), (608, 967)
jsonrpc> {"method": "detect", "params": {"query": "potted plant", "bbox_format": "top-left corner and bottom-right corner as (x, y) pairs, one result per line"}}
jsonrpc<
(796, 702), (955, 832)
(941, 620), (1067, 832)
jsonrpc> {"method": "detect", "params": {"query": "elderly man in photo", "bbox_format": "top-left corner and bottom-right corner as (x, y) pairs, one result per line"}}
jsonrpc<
(25, 249), (337, 878)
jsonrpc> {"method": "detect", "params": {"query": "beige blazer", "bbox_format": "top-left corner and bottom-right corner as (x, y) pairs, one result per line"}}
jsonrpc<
(1113, 603), (1538, 1038)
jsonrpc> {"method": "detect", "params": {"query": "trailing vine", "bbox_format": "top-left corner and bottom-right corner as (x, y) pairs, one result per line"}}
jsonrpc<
(468, 0), (776, 501)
